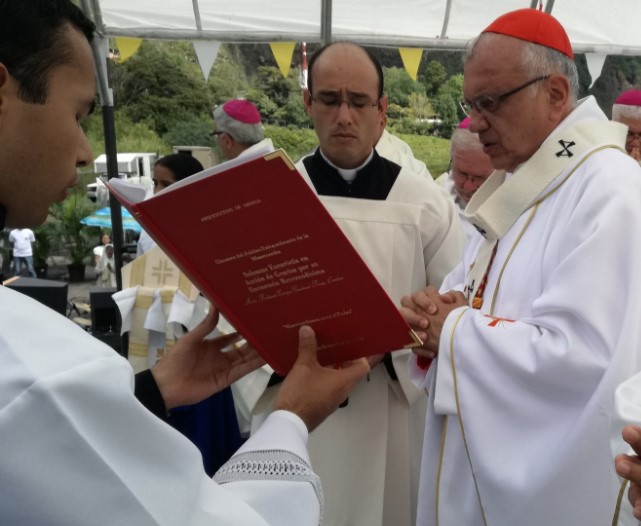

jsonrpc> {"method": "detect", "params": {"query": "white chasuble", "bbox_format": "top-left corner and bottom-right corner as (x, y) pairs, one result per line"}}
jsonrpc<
(412, 96), (641, 526)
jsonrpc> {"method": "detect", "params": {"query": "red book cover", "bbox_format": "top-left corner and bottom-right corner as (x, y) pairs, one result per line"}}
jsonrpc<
(107, 149), (420, 374)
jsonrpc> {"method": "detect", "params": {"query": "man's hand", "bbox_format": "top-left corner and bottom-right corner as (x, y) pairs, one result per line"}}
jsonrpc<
(151, 308), (265, 410)
(274, 326), (370, 432)
(400, 286), (467, 360)
(615, 425), (641, 519)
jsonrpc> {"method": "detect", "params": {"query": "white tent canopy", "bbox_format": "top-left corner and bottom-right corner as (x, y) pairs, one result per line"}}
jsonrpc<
(80, 0), (640, 291)
(85, 0), (641, 56)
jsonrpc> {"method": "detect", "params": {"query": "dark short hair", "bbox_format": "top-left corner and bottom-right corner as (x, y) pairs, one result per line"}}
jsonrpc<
(307, 42), (384, 99)
(0, 0), (95, 104)
(155, 154), (205, 183)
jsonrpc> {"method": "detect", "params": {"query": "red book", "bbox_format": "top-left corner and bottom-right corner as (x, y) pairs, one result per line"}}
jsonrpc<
(107, 149), (420, 374)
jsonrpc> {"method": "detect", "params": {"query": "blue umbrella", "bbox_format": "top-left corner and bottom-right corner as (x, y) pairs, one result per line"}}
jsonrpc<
(80, 206), (142, 233)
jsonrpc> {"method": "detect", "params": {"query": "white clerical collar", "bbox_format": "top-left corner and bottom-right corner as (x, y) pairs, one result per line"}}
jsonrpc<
(319, 149), (374, 183)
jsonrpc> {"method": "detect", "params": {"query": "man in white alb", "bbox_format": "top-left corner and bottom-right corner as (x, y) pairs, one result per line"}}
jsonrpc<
(401, 8), (641, 526)
(236, 42), (464, 526)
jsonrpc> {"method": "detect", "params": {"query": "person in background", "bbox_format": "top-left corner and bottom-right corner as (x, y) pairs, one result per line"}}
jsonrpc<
(95, 242), (116, 287)
(93, 232), (110, 267)
(212, 99), (274, 161)
(235, 41), (464, 526)
(435, 117), (494, 238)
(401, 8), (641, 525)
(0, 1), (369, 524)
(611, 88), (641, 162)
(9, 227), (37, 277)
(136, 153), (204, 256)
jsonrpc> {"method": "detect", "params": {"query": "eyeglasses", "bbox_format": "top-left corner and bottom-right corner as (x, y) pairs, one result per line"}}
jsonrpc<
(451, 169), (489, 186)
(460, 75), (550, 116)
(309, 91), (381, 113)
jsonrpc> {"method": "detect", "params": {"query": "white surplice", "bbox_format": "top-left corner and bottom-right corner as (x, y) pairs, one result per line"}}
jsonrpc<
(0, 286), (323, 526)
(237, 157), (465, 526)
(375, 129), (432, 180)
(411, 97), (641, 525)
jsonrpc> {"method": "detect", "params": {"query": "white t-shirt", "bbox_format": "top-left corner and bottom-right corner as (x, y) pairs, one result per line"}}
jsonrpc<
(9, 228), (35, 257)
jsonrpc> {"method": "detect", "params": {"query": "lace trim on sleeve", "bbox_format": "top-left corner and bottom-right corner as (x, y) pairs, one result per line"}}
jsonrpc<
(213, 449), (323, 518)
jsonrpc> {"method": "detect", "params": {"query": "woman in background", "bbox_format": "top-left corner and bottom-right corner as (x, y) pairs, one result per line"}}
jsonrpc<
(95, 243), (116, 287)
(136, 154), (205, 256)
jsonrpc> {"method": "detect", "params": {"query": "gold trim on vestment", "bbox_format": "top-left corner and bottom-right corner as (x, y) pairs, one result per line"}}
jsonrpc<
(611, 479), (629, 526)
(487, 145), (622, 316)
(435, 415), (448, 526)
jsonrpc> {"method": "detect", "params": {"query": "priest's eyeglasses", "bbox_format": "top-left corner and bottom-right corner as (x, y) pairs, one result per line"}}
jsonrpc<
(452, 168), (488, 186)
(460, 75), (550, 116)
(309, 91), (381, 113)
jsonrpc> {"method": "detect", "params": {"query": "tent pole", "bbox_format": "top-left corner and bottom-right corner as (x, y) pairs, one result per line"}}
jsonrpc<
(321, 0), (332, 45)
(440, 0), (453, 39)
(544, 0), (555, 13)
(81, 0), (128, 357)
(81, 0), (124, 293)
(529, 0), (538, 8)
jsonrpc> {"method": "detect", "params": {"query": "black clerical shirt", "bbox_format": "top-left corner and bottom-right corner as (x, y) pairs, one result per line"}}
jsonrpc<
(303, 148), (401, 200)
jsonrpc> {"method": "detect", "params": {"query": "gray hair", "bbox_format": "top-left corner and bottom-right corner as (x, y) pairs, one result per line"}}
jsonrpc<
(612, 103), (641, 122)
(465, 33), (579, 105)
(213, 105), (264, 145)
(450, 127), (483, 156)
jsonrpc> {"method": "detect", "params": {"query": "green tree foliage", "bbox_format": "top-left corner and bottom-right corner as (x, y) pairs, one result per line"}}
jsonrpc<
(209, 45), (251, 104)
(50, 190), (97, 265)
(264, 125), (318, 161)
(162, 118), (216, 148)
(82, 111), (169, 160)
(384, 67), (426, 107)
(433, 74), (465, 137)
(421, 60), (447, 98)
(255, 66), (302, 120)
(111, 41), (212, 135)
(273, 92), (310, 127)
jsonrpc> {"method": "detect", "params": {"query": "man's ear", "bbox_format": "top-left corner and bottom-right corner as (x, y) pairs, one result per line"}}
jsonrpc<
(378, 95), (389, 118)
(547, 74), (570, 120)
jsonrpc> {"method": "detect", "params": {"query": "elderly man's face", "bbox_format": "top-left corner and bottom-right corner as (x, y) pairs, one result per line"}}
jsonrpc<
(618, 116), (641, 160)
(305, 44), (387, 169)
(0, 26), (94, 227)
(451, 147), (493, 204)
(463, 37), (559, 173)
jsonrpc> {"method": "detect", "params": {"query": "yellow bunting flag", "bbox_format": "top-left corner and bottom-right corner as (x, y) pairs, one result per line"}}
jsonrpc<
(114, 37), (143, 63)
(399, 47), (423, 81)
(270, 42), (296, 78)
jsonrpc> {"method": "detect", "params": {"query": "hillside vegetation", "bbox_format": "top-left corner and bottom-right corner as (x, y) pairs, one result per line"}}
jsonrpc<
(83, 40), (641, 181)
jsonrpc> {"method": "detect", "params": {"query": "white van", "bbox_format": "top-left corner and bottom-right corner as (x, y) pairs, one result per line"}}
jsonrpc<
(87, 152), (157, 204)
